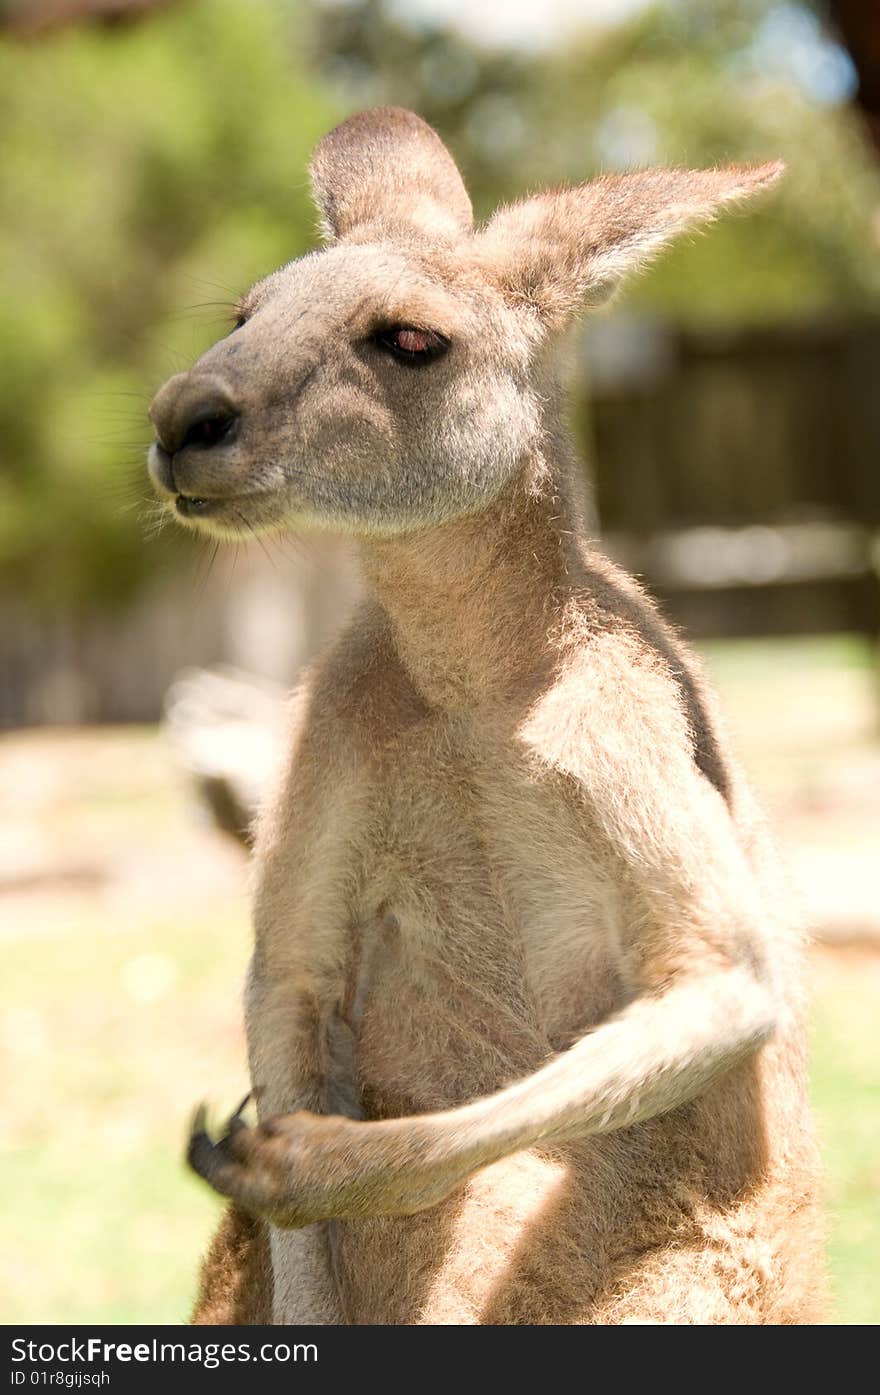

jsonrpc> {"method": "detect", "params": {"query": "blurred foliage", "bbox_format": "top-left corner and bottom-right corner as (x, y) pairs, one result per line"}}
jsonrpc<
(315, 0), (880, 314)
(0, 0), (334, 610)
(1, 0), (879, 609)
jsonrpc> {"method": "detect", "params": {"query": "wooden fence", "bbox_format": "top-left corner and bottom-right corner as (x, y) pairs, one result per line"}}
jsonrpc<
(582, 314), (880, 638)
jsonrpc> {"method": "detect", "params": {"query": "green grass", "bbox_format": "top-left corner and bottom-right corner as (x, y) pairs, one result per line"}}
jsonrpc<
(0, 727), (247, 1324)
(1, 905), (244, 1324)
(810, 954), (880, 1325)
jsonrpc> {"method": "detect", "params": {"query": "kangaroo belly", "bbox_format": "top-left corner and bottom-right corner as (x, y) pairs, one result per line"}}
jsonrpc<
(333, 1148), (581, 1325)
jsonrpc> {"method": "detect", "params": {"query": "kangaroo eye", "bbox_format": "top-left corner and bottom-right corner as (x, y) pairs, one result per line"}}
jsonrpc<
(374, 326), (450, 363)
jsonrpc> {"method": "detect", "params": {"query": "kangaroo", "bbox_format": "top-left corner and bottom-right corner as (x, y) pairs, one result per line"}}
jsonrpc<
(148, 108), (825, 1325)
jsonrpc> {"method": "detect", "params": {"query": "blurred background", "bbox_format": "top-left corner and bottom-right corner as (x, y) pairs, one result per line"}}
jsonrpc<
(1, 0), (878, 1324)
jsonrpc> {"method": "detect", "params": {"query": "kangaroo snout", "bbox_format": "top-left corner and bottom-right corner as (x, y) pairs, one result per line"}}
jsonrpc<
(148, 372), (244, 522)
(149, 373), (239, 459)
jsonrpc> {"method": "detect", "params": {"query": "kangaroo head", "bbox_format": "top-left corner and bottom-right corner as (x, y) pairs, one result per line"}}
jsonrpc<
(148, 107), (781, 538)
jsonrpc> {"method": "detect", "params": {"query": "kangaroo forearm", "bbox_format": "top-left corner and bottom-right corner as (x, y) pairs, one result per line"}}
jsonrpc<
(190, 963), (777, 1226)
(416, 965), (776, 1173)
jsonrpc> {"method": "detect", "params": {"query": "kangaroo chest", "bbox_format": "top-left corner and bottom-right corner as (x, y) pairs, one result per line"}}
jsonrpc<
(251, 711), (625, 1121)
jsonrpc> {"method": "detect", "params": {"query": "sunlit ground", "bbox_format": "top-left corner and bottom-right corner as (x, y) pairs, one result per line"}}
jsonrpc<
(1, 635), (878, 1323)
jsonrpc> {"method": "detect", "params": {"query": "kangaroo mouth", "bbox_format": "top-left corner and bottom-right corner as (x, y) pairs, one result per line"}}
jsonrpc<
(168, 483), (291, 538)
(171, 490), (276, 534)
(148, 443), (262, 532)
(146, 442), (303, 539)
(147, 443), (239, 516)
(175, 494), (219, 519)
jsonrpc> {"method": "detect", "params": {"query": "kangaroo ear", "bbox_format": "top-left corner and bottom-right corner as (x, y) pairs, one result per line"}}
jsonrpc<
(478, 162), (784, 329)
(310, 106), (473, 242)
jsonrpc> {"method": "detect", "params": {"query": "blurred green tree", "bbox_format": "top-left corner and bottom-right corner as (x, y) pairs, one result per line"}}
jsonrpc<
(0, 0), (334, 610)
(2, 0), (878, 614)
(314, 0), (880, 317)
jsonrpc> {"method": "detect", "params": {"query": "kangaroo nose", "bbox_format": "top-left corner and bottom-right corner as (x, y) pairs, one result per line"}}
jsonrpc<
(149, 374), (239, 457)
